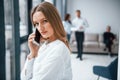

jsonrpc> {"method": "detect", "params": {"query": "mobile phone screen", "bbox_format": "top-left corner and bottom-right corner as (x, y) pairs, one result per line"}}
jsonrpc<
(34, 29), (41, 44)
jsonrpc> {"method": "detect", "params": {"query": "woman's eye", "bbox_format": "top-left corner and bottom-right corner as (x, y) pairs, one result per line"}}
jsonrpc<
(34, 23), (39, 27)
(43, 19), (48, 24)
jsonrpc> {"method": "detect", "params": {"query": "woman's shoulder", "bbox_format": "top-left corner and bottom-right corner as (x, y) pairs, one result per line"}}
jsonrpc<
(55, 40), (67, 47)
(52, 40), (70, 52)
(46, 39), (71, 60)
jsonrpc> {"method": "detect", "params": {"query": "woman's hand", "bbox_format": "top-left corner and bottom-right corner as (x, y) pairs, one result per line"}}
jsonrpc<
(28, 33), (39, 58)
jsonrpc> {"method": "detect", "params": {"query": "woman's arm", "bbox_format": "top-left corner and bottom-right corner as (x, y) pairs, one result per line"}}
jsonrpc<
(21, 42), (71, 80)
(30, 45), (65, 80)
(21, 55), (35, 80)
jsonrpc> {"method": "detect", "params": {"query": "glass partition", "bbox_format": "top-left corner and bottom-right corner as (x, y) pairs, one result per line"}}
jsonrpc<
(19, 0), (28, 37)
(4, 0), (13, 79)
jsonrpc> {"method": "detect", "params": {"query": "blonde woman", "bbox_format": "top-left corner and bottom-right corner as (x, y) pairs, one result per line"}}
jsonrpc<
(21, 2), (72, 80)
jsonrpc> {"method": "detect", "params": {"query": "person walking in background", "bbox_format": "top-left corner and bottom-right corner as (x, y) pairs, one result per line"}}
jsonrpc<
(103, 26), (115, 56)
(62, 13), (73, 42)
(21, 2), (72, 80)
(72, 10), (89, 60)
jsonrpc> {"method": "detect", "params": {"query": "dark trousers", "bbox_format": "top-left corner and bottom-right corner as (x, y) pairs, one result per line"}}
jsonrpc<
(75, 31), (84, 59)
(104, 40), (113, 52)
(67, 34), (71, 42)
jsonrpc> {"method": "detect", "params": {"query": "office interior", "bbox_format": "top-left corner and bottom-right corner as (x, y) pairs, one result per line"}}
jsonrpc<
(0, 0), (120, 80)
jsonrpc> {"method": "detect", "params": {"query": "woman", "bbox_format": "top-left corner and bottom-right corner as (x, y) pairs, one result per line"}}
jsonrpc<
(21, 2), (72, 80)
(62, 13), (73, 42)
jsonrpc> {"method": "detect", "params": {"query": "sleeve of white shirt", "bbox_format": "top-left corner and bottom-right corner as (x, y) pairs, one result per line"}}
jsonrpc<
(31, 47), (64, 80)
(72, 19), (77, 28)
(62, 21), (68, 33)
(21, 45), (66, 80)
(83, 18), (89, 28)
(72, 18), (89, 31)
(71, 19), (78, 31)
(21, 58), (35, 80)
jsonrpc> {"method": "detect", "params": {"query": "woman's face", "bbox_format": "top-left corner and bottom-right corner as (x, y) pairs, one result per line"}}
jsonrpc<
(33, 11), (55, 41)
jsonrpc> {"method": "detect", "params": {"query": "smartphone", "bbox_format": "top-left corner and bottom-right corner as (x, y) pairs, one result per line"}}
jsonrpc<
(33, 28), (41, 46)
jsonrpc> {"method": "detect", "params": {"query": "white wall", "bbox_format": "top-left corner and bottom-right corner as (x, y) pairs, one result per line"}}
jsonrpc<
(67, 0), (120, 38)
(56, 0), (63, 19)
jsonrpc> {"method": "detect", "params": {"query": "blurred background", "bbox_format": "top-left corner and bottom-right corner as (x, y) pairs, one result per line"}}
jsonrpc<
(0, 0), (120, 80)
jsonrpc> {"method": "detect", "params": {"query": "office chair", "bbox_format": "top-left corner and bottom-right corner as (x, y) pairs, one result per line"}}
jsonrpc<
(93, 58), (118, 80)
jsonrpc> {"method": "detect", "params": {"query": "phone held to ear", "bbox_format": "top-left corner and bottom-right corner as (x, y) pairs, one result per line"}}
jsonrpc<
(33, 28), (41, 46)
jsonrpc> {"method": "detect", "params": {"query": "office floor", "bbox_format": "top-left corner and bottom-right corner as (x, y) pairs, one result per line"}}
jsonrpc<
(71, 53), (117, 80)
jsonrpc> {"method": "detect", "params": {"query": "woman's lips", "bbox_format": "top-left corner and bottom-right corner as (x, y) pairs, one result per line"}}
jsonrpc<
(41, 31), (47, 35)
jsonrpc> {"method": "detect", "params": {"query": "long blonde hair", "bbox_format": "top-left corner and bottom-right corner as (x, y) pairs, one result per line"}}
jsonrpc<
(30, 2), (70, 50)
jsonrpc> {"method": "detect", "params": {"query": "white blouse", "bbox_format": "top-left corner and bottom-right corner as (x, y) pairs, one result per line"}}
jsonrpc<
(21, 40), (72, 80)
(62, 21), (73, 34)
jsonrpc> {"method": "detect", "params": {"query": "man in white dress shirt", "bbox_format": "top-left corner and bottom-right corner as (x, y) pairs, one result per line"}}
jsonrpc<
(72, 10), (89, 60)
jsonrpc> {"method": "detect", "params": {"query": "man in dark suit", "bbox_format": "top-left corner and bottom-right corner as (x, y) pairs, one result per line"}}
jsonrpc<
(103, 26), (115, 56)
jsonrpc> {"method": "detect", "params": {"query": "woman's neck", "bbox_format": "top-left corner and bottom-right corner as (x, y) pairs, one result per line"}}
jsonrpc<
(47, 36), (57, 43)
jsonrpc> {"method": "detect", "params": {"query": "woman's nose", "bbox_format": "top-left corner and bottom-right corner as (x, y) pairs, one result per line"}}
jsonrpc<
(37, 24), (44, 31)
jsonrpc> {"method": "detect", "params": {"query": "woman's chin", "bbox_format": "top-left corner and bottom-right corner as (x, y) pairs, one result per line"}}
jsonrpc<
(42, 36), (49, 39)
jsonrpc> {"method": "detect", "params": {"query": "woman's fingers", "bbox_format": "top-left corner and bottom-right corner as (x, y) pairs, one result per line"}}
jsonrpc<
(28, 33), (35, 40)
(29, 39), (34, 42)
